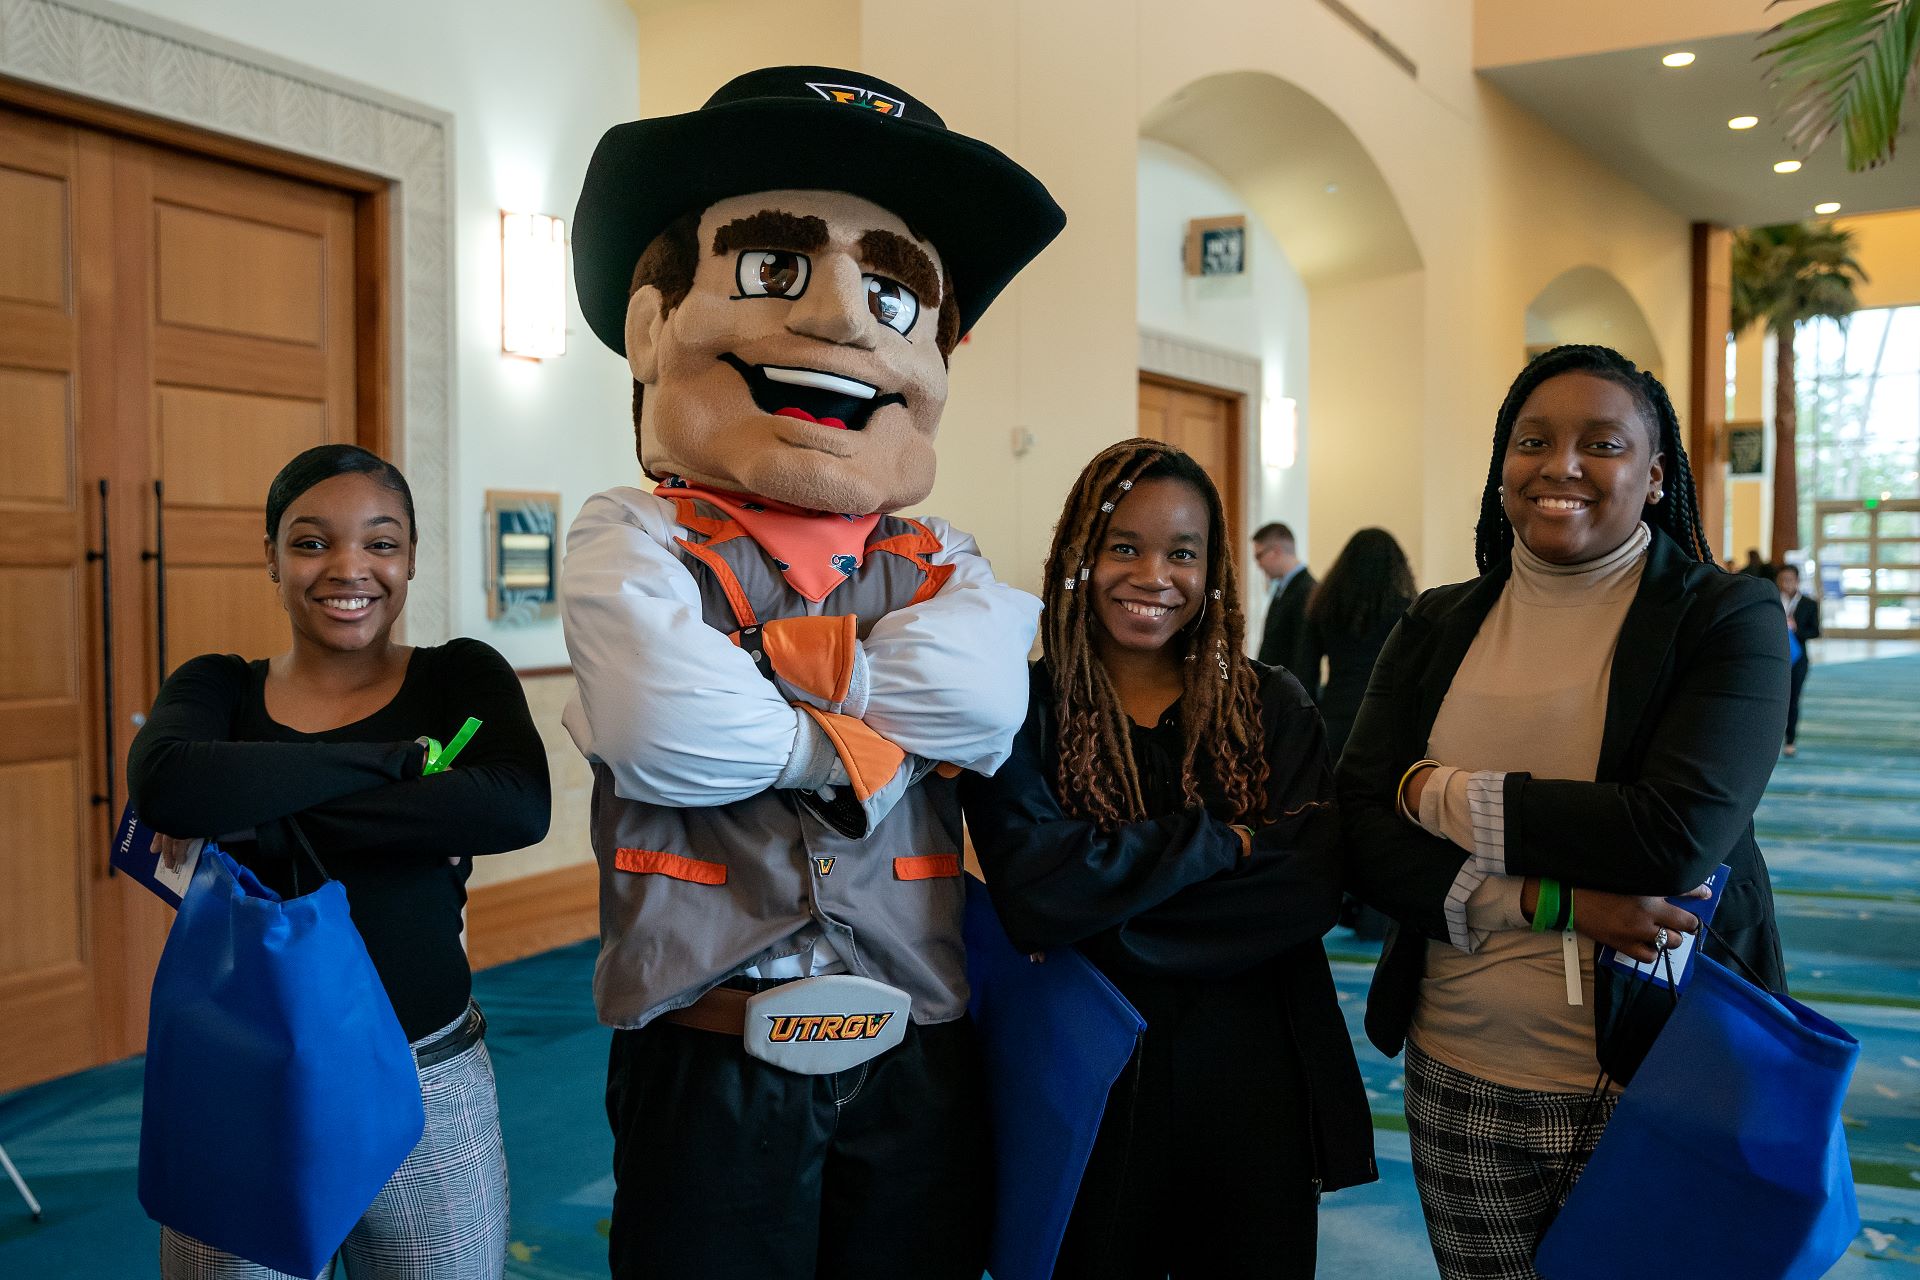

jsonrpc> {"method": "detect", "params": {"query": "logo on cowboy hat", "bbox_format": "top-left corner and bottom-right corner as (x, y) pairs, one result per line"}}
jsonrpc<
(805, 82), (906, 117)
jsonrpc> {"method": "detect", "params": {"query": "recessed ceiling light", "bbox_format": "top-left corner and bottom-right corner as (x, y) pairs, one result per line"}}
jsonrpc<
(1774, 159), (1803, 174)
(1728, 115), (1759, 130)
(1814, 201), (1841, 214)
(1662, 51), (1696, 67)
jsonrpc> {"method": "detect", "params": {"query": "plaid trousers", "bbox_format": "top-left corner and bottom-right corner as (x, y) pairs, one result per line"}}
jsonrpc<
(159, 1005), (509, 1280)
(1402, 1040), (1616, 1280)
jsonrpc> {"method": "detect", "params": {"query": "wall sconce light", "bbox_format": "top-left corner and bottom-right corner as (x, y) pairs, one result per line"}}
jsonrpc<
(1262, 396), (1298, 470)
(502, 211), (567, 360)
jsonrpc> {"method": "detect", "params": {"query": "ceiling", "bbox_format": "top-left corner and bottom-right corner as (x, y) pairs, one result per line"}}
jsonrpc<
(1480, 30), (1920, 228)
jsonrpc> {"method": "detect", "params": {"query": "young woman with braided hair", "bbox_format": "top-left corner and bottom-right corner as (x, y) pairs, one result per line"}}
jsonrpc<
(961, 438), (1375, 1279)
(1340, 345), (1789, 1280)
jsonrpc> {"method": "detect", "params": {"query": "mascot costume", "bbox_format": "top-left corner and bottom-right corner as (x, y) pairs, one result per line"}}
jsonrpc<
(561, 66), (1064, 1278)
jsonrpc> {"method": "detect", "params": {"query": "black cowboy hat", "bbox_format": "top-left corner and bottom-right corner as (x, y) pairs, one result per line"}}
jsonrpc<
(572, 65), (1065, 355)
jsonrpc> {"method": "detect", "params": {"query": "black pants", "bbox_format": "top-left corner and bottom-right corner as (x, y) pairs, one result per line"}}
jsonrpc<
(1054, 975), (1321, 1279)
(1786, 656), (1810, 744)
(606, 1013), (990, 1280)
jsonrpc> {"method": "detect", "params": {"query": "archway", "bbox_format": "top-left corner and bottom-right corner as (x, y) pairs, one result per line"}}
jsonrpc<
(1136, 70), (1424, 599)
(1524, 265), (1665, 380)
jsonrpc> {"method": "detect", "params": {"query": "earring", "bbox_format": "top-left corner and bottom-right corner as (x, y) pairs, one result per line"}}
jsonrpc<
(268, 570), (279, 583)
(1649, 489), (1664, 505)
(1497, 484), (1505, 495)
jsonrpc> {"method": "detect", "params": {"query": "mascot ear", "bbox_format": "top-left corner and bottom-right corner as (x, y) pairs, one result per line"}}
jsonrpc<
(625, 286), (666, 384)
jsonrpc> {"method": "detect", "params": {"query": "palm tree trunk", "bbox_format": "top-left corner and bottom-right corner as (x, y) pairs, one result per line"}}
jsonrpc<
(1771, 323), (1801, 562)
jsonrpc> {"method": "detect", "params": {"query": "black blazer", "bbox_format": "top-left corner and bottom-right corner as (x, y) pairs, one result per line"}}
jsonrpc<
(1339, 528), (1790, 1082)
(1788, 595), (1821, 661)
(1297, 604), (1407, 762)
(1258, 567), (1316, 669)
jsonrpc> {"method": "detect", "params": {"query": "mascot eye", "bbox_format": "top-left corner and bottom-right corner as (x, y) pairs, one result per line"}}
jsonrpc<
(736, 250), (810, 298)
(865, 275), (919, 336)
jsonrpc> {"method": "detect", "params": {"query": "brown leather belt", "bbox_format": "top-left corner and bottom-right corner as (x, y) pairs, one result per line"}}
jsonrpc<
(659, 985), (751, 1036)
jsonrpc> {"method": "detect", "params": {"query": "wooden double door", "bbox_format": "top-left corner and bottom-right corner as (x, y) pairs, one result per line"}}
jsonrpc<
(0, 101), (366, 1091)
(1137, 372), (1244, 547)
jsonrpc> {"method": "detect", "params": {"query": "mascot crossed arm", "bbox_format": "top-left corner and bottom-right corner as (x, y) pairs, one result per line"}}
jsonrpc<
(559, 66), (1063, 1278)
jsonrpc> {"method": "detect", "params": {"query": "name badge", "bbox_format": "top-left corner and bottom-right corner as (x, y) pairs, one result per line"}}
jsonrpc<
(743, 974), (911, 1075)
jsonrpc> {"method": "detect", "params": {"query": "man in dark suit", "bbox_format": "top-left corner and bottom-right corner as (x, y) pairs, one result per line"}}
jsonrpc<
(1777, 562), (1821, 757)
(1253, 521), (1314, 670)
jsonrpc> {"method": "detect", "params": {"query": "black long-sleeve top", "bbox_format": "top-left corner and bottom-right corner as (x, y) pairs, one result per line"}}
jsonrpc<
(960, 661), (1376, 1193)
(128, 638), (551, 1040)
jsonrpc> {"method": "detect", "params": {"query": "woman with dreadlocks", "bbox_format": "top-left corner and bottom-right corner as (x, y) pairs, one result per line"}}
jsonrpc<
(960, 438), (1375, 1279)
(1340, 345), (1788, 1280)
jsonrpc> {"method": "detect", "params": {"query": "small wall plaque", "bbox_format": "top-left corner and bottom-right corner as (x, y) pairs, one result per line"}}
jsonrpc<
(1185, 215), (1247, 277)
(485, 490), (561, 623)
(1728, 422), (1764, 476)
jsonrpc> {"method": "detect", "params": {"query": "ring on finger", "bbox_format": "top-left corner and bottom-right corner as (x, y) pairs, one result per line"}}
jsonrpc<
(1653, 926), (1670, 952)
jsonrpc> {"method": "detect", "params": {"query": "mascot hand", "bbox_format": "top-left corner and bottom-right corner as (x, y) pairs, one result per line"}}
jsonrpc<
(732, 615), (869, 719)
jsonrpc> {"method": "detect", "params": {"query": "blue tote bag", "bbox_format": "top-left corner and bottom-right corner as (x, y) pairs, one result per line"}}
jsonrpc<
(1537, 954), (1859, 1280)
(963, 876), (1146, 1280)
(139, 837), (425, 1276)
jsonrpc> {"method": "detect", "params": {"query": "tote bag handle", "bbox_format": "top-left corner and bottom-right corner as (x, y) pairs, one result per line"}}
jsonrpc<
(283, 817), (331, 898)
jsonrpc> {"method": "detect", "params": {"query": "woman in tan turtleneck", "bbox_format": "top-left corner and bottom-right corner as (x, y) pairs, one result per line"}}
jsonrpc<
(1341, 345), (1790, 1280)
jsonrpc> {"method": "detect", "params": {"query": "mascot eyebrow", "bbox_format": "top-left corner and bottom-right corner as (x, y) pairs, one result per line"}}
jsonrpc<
(855, 229), (943, 312)
(712, 210), (829, 255)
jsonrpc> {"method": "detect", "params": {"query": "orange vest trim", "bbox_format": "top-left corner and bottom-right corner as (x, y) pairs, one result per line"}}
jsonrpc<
(673, 537), (760, 629)
(892, 854), (961, 881)
(759, 613), (858, 704)
(666, 493), (750, 545)
(614, 848), (729, 885)
(797, 705), (907, 803)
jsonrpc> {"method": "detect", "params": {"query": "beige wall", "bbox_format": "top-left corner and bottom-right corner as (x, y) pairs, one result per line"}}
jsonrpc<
(628, 0), (1695, 594)
(1835, 208), (1920, 309)
(1474, 0), (1817, 68)
(468, 673), (596, 887)
(630, 0), (861, 115)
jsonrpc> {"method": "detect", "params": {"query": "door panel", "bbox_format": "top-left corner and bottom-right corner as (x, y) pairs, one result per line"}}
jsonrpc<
(154, 203), (328, 344)
(0, 103), (366, 1090)
(0, 108), (108, 1091)
(0, 365), (73, 503)
(1137, 374), (1244, 548)
(157, 387), (327, 509)
(138, 142), (357, 675)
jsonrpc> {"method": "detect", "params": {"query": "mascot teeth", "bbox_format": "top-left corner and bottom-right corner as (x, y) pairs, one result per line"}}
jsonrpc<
(761, 367), (878, 400)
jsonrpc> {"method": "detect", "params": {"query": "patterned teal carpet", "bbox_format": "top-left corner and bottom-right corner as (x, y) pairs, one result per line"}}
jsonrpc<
(3, 654), (1918, 1277)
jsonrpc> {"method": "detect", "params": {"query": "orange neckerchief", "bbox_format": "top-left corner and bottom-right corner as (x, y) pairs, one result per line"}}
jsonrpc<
(661, 479), (882, 604)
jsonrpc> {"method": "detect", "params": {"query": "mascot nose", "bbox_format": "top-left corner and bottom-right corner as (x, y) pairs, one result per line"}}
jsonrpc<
(785, 257), (874, 349)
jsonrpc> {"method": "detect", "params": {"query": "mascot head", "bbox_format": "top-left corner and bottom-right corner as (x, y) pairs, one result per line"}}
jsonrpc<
(573, 67), (1064, 515)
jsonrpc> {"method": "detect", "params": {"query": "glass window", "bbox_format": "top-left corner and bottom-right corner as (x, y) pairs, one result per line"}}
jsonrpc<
(1795, 307), (1920, 549)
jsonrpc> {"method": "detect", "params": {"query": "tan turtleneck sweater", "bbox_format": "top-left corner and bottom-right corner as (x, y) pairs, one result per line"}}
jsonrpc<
(1406, 523), (1651, 1094)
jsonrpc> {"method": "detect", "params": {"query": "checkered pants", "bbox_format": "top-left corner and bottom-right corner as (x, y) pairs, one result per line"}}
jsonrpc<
(1402, 1040), (1616, 1280)
(159, 1006), (509, 1280)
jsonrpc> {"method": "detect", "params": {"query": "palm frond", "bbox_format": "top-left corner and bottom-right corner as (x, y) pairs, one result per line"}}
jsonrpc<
(1761, 0), (1920, 171)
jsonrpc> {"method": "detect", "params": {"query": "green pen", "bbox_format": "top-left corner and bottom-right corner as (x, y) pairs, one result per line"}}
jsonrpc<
(418, 717), (483, 776)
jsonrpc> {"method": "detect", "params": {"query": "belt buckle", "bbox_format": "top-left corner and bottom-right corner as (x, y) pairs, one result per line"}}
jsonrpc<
(741, 975), (911, 1075)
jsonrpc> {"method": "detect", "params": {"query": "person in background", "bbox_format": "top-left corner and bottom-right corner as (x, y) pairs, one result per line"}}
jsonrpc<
(1297, 527), (1416, 762)
(1254, 520), (1314, 670)
(1297, 525), (1416, 941)
(1341, 345), (1787, 1280)
(1739, 547), (1773, 578)
(129, 443), (551, 1280)
(1778, 562), (1821, 757)
(963, 438), (1375, 1279)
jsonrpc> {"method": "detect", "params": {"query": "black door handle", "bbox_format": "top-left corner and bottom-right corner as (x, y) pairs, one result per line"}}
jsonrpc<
(142, 478), (166, 689)
(87, 479), (118, 874)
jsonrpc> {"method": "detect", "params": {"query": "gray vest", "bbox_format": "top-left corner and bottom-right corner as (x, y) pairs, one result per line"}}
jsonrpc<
(589, 497), (968, 1029)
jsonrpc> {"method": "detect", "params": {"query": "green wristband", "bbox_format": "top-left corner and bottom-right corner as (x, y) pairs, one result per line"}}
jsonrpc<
(1555, 885), (1575, 933)
(1531, 877), (1561, 933)
(420, 717), (483, 776)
